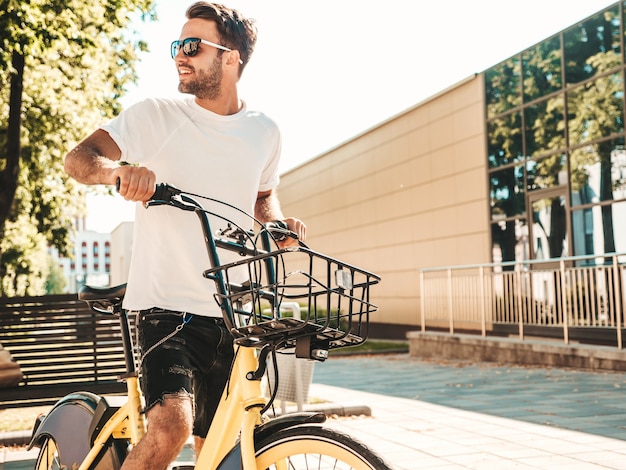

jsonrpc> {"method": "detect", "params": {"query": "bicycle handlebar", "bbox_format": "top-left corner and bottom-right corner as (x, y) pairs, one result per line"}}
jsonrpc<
(115, 179), (298, 242)
(145, 182), (298, 242)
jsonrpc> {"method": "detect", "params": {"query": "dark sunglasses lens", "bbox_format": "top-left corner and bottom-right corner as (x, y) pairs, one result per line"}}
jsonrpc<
(182, 39), (200, 56)
(171, 39), (201, 59)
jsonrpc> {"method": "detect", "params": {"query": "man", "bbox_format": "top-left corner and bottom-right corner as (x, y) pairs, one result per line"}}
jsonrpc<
(64, 3), (306, 469)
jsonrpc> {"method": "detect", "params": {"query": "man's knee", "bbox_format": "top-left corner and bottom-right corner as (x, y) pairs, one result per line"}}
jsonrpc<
(147, 395), (194, 446)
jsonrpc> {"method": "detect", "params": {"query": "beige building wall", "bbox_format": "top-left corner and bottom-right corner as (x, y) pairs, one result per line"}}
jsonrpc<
(277, 75), (490, 334)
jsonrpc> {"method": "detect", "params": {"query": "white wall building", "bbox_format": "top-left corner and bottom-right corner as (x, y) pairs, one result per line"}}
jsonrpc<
(49, 217), (112, 293)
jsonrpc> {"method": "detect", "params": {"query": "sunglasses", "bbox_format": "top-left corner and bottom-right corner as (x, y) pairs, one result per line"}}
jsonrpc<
(170, 37), (243, 64)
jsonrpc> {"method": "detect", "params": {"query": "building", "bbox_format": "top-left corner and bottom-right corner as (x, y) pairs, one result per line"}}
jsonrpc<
(276, 2), (626, 339)
(51, 217), (112, 293)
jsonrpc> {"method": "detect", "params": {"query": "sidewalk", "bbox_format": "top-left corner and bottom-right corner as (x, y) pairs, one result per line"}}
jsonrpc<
(313, 383), (626, 469)
(3, 354), (626, 469)
(313, 354), (626, 441)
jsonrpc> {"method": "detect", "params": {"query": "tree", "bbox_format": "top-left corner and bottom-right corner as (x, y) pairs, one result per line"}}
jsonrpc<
(0, 0), (155, 296)
(45, 256), (68, 294)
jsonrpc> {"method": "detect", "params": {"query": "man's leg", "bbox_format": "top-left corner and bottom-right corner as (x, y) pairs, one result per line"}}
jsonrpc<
(194, 436), (205, 458)
(121, 395), (193, 470)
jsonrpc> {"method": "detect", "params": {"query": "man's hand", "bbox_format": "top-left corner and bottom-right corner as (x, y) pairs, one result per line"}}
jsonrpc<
(281, 217), (306, 247)
(112, 165), (157, 202)
(255, 190), (306, 247)
(284, 217), (306, 242)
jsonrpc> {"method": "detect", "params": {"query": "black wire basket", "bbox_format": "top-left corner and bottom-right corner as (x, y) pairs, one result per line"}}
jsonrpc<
(205, 246), (381, 352)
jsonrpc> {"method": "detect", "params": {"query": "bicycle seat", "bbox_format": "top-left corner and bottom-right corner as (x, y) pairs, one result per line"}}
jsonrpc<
(79, 284), (127, 301)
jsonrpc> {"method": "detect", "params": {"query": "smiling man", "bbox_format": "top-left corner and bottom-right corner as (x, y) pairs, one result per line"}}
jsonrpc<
(63, 3), (305, 469)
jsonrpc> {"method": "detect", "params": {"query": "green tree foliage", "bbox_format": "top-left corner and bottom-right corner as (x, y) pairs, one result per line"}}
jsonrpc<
(0, 0), (155, 296)
(45, 256), (67, 294)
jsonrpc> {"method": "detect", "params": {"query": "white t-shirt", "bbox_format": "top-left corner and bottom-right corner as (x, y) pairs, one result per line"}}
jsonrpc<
(101, 97), (281, 317)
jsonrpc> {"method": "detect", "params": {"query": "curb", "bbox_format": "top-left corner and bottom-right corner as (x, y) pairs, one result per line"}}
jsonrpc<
(407, 331), (626, 371)
(301, 403), (372, 417)
(0, 430), (30, 448)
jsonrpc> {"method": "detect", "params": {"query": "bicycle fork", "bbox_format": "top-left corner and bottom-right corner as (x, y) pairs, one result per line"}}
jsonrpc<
(195, 346), (327, 470)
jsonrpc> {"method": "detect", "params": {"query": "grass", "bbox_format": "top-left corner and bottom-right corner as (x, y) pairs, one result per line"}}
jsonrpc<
(330, 339), (409, 356)
(0, 405), (49, 433)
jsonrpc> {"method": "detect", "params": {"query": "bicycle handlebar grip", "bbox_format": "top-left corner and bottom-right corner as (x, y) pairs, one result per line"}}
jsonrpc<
(114, 178), (180, 203)
(151, 183), (181, 202)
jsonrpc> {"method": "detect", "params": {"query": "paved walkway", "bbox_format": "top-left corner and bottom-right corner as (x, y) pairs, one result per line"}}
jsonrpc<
(3, 354), (626, 469)
(314, 383), (626, 469)
(313, 354), (626, 441)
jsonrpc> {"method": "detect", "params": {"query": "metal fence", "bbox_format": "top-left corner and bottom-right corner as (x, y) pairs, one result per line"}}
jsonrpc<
(419, 253), (626, 348)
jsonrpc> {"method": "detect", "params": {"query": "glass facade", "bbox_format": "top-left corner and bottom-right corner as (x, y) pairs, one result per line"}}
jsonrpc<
(486, 2), (626, 264)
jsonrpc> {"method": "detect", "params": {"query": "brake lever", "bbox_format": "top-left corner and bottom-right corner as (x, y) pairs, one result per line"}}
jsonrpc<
(265, 220), (297, 242)
(145, 194), (196, 212)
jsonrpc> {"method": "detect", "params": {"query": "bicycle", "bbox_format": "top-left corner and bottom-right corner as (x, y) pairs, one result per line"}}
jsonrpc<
(28, 183), (389, 470)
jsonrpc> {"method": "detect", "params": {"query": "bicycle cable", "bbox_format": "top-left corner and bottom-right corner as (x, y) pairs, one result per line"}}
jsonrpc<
(167, 188), (309, 248)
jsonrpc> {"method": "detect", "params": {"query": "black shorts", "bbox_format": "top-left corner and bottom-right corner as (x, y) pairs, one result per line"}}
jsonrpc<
(137, 309), (234, 437)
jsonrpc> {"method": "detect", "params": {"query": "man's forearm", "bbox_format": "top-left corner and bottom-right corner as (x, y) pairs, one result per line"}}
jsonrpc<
(64, 144), (118, 185)
(255, 191), (283, 223)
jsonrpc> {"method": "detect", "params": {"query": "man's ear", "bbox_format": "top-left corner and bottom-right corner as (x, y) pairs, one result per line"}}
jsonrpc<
(226, 49), (242, 66)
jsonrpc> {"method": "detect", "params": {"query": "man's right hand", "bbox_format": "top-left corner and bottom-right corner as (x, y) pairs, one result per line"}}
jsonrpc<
(65, 129), (156, 202)
(112, 165), (156, 202)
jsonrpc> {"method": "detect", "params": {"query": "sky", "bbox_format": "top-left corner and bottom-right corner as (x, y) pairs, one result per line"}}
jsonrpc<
(86, 0), (617, 232)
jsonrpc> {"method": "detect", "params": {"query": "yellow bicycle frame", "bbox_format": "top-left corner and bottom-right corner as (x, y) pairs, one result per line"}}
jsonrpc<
(196, 345), (266, 469)
(77, 374), (146, 470)
(82, 344), (266, 470)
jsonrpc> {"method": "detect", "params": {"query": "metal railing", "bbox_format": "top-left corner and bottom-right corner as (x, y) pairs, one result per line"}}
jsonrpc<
(419, 253), (626, 348)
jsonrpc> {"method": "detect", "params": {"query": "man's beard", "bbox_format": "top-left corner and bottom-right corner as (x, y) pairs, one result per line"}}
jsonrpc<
(178, 58), (222, 100)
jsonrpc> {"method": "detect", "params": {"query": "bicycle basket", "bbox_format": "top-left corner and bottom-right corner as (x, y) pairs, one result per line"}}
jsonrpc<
(204, 246), (380, 351)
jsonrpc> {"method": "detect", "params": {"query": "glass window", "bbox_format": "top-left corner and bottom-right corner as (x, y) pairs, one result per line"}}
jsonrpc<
(570, 138), (626, 206)
(489, 165), (525, 220)
(485, 56), (522, 119)
(526, 154), (567, 191)
(530, 194), (568, 259)
(564, 5), (621, 86)
(524, 96), (565, 158)
(485, 2), (626, 266)
(572, 199), (626, 256)
(491, 219), (529, 265)
(567, 72), (624, 147)
(487, 111), (523, 168)
(523, 36), (562, 102)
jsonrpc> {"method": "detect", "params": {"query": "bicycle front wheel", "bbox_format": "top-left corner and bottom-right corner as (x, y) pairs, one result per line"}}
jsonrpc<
(255, 425), (392, 470)
(35, 437), (62, 470)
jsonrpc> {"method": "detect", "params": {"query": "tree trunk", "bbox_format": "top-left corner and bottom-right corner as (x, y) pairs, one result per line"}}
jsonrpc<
(0, 50), (25, 295)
